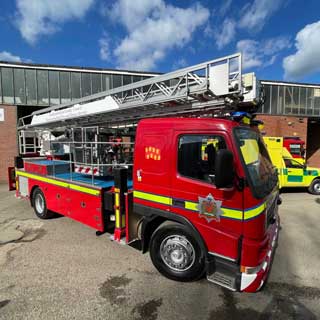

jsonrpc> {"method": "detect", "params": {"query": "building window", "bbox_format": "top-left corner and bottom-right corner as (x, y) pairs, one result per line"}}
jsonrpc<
(25, 69), (37, 105)
(133, 76), (142, 83)
(178, 135), (226, 184)
(271, 85), (278, 114)
(263, 84), (271, 114)
(91, 73), (101, 94)
(60, 72), (71, 103)
(292, 86), (299, 114)
(123, 74), (132, 97)
(71, 72), (81, 100)
(49, 71), (60, 105)
(306, 88), (314, 114)
(37, 70), (49, 105)
(284, 86), (293, 114)
(299, 87), (307, 115)
(278, 86), (284, 114)
(112, 74), (122, 88)
(1, 67), (14, 104)
(14, 68), (26, 104)
(102, 74), (112, 91)
(112, 74), (122, 97)
(314, 88), (320, 116)
(81, 73), (91, 97)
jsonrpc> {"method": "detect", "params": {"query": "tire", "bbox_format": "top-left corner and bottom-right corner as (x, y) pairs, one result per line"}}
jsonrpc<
(32, 188), (53, 219)
(308, 178), (320, 195)
(149, 221), (205, 282)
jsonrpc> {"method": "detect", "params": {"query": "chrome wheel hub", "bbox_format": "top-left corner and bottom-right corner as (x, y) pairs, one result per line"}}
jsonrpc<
(160, 235), (195, 272)
(314, 183), (320, 192)
(35, 194), (44, 214)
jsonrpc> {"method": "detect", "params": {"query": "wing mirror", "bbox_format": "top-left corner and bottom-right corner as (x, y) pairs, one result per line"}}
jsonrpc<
(214, 149), (234, 188)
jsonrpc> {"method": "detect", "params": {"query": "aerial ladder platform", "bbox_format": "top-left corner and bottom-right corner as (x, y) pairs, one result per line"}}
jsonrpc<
(18, 53), (260, 131)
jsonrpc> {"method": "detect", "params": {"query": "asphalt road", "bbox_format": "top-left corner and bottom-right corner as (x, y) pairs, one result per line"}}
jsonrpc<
(0, 184), (320, 320)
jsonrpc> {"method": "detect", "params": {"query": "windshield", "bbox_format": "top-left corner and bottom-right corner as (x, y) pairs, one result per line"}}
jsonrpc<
(234, 127), (278, 199)
(289, 144), (304, 156)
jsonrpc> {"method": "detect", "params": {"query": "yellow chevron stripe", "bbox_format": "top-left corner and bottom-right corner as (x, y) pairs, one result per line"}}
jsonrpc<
(16, 170), (100, 196)
(221, 207), (243, 220)
(134, 190), (265, 221)
(244, 202), (266, 220)
(133, 190), (172, 205)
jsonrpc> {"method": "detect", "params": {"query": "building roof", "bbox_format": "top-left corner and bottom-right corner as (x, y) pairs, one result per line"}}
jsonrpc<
(261, 79), (320, 88)
(0, 60), (160, 77)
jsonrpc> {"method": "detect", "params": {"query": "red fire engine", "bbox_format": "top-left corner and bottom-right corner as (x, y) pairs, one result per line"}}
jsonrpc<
(10, 53), (280, 292)
(283, 136), (305, 160)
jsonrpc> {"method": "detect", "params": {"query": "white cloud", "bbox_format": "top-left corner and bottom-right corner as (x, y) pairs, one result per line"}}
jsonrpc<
(239, 0), (283, 32)
(99, 37), (110, 61)
(237, 40), (262, 68)
(107, 0), (209, 70)
(214, 18), (236, 49)
(283, 20), (320, 79)
(219, 0), (232, 16)
(237, 36), (291, 69)
(263, 37), (291, 55)
(0, 51), (22, 62)
(15, 0), (94, 44)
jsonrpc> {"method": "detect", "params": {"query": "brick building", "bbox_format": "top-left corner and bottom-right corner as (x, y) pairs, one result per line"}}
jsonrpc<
(0, 61), (320, 181)
(0, 61), (157, 181)
(257, 80), (320, 167)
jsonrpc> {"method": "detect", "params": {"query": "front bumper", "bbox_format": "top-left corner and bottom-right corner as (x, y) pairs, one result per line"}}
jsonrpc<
(240, 218), (280, 292)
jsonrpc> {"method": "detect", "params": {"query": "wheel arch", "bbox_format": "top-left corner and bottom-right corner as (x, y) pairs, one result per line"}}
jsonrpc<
(309, 177), (320, 194)
(134, 203), (208, 257)
(30, 185), (40, 207)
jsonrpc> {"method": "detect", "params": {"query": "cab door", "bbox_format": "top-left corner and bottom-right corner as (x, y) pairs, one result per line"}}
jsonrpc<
(283, 157), (305, 187)
(170, 130), (244, 261)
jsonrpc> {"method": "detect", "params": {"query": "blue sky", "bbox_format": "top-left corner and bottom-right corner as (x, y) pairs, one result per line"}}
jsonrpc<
(0, 0), (320, 83)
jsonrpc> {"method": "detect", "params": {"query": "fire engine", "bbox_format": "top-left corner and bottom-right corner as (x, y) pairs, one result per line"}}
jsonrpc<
(283, 136), (305, 160)
(9, 53), (280, 292)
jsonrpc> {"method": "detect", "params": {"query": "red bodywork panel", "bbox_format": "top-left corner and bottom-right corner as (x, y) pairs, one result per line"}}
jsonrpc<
(25, 177), (105, 232)
(133, 118), (276, 265)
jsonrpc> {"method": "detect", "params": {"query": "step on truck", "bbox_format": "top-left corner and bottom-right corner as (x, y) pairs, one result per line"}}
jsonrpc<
(10, 53), (280, 292)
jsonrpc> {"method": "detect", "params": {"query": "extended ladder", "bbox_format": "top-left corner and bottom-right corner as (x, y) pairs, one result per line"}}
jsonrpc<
(18, 53), (259, 129)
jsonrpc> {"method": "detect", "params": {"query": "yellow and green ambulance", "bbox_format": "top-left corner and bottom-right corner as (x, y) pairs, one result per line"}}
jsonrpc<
(263, 137), (320, 195)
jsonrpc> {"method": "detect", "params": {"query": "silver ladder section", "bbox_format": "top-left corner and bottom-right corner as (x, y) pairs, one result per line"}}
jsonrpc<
(18, 53), (256, 129)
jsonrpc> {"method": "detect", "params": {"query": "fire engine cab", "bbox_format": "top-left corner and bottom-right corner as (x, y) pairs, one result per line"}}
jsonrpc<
(10, 53), (280, 292)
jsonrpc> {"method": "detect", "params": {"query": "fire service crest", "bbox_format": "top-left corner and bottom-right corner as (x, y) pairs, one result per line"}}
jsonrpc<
(198, 194), (223, 222)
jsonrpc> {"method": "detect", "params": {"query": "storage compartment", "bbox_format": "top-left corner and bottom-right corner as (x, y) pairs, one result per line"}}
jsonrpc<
(24, 160), (70, 176)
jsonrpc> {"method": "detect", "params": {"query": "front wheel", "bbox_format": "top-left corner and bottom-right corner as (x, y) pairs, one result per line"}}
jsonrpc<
(32, 188), (53, 219)
(308, 178), (320, 195)
(149, 222), (205, 282)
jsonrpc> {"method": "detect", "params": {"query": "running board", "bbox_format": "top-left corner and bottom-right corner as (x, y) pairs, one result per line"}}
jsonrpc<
(207, 271), (237, 291)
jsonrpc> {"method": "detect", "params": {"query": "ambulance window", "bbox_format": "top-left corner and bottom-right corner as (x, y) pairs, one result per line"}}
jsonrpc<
(178, 135), (226, 184)
(284, 158), (303, 169)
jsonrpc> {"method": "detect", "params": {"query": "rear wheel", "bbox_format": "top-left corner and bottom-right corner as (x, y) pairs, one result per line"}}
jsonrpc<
(149, 222), (205, 282)
(308, 178), (320, 195)
(32, 188), (53, 219)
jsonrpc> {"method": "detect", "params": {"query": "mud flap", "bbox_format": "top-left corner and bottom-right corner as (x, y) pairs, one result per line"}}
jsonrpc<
(8, 167), (16, 191)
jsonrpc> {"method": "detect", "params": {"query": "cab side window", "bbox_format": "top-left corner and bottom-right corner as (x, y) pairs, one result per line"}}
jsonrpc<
(284, 158), (303, 169)
(178, 135), (226, 183)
